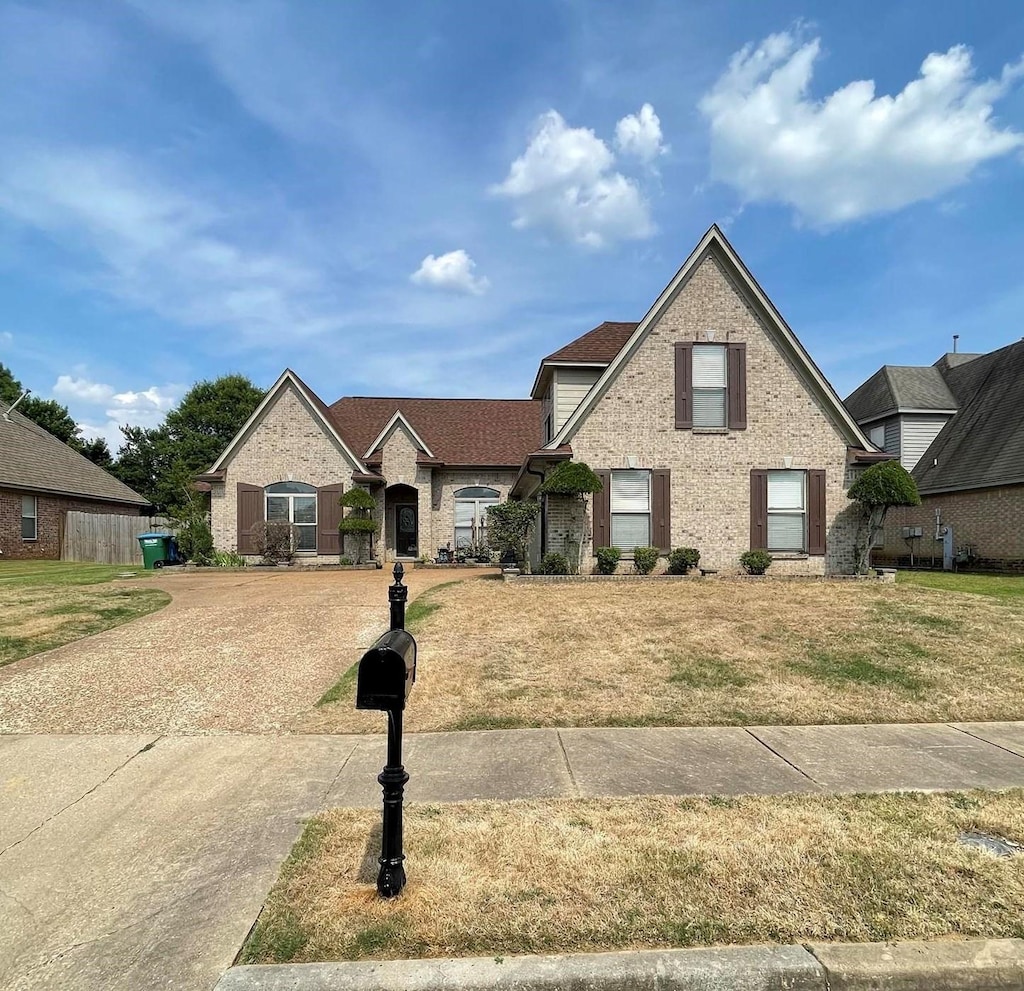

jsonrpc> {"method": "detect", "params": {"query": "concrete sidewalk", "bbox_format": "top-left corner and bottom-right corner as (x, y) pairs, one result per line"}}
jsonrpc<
(2, 722), (1024, 991)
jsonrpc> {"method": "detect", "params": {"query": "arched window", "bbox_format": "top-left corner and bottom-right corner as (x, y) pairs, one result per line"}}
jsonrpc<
(453, 487), (501, 550)
(265, 481), (317, 552)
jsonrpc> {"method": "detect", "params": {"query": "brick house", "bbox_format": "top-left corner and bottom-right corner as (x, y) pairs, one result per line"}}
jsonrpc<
(202, 225), (880, 573)
(0, 401), (149, 560)
(846, 339), (1024, 571)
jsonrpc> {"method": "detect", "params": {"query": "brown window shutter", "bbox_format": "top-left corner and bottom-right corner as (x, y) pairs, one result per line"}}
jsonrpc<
(317, 483), (345, 554)
(749, 469), (767, 550)
(807, 469), (826, 555)
(674, 342), (693, 429)
(237, 483), (263, 555)
(727, 342), (747, 430)
(593, 469), (611, 548)
(652, 469), (671, 553)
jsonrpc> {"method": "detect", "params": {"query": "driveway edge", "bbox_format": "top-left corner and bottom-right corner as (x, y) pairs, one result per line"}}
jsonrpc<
(213, 938), (1024, 990)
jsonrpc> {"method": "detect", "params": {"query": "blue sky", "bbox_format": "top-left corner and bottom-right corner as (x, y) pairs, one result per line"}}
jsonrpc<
(1, 1), (1022, 450)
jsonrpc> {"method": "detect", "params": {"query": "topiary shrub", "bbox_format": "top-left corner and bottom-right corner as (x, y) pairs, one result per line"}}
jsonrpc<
(667, 547), (700, 575)
(538, 552), (570, 575)
(338, 487), (379, 564)
(538, 461), (603, 575)
(848, 459), (921, 573)
(595, 546), (622, 575)
(740, 549), (772, 575)
(633, 546), (659, 575)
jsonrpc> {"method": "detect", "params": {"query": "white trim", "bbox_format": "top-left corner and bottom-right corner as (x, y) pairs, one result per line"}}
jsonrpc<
(548, 225), (874, 451)
(208, 369), (366, 473)
(856, 408), (957, 426)
(530, 360), (609, 399)
(363, 410), (434, 459)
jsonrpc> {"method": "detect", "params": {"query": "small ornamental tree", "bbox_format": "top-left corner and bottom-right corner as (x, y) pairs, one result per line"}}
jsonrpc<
(537, 461), (603, 575)
(486, 500), (540, 573)
(338, 487), (379, 564)
(848, 459), (921, 573)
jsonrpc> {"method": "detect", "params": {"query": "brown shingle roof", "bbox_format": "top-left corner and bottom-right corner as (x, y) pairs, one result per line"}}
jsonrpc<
(542, 321), (638, 363)
(0, 402), (149, 505)
(329, 397), (542, 467)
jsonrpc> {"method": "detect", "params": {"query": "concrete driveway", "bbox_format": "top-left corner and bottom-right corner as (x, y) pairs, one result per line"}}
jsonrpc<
(0, 568), (489, 735)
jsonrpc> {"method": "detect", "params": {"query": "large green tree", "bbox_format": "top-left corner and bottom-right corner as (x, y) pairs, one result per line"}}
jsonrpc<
(113, 374), (264, 512)
(848, 459), (921, 573)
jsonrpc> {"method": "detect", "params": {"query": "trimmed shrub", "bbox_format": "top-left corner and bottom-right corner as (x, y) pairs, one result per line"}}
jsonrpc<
(339, 556), (354, 566)
(595, 546), (622, 575)
(667, 547), (700, 575)
(633, 546), (659, 575)
(740, 549), (773, 575)
(538, 552), (570, 575)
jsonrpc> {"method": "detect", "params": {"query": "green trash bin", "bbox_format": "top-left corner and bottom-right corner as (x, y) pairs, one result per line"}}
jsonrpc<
(138, 532), (170, 570)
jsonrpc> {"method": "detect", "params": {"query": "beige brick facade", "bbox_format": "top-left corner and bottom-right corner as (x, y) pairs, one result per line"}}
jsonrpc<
(877, 485), (1024, 571)
(562, 254), (860, 575)
(210, 384), (358, 562)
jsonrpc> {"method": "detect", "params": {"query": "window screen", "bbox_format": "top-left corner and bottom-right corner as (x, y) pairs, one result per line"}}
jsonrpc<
(610, 470), (650, 550)
(767, 471), (806, 552)
(692, 345), (727, 427)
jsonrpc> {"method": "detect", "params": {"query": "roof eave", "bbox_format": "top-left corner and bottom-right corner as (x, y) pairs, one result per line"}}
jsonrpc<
(509, 446), (573, 498)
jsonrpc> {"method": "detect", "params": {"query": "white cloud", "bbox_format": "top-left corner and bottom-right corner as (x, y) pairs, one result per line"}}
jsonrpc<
(410, 250), (490, 295)
(53, 374), (115, 403)
(491, 110), (655, 248)
(0, 145), (341, 344)
(699, 32), (1024, 226)
(615, 103), (668, 164)
(0, 331), (12, 344)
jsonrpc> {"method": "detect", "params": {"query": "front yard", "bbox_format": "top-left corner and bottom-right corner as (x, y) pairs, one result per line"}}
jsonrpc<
(309, 571), (1024, 732)
(0, 561), (168, 668)
(242, 789), (1024, 963)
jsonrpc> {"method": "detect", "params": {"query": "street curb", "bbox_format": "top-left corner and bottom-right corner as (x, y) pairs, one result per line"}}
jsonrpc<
(213, 938), (1024, 990)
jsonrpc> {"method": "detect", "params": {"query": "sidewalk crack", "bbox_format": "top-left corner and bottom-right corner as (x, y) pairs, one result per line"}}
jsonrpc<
(947, 723), (1024, 761)
(320, 741), (359, 808)
(0, 735), (162, 860)
(556, 731), (580, 798)
(802, 943), (832, 990)
(744, 729), (821, 786)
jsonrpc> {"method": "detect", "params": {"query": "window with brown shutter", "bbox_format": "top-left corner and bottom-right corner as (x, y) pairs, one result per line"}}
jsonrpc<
(674, 342), (692, 429)
(317, 483), (345, 554)
(237, 482), (264, 554)
(727, 342), (747, 430)
(807, 469), (826, 555)
(749, 469), (768, 549)
(652, 468), (671, 553)
(593, 469), (611, 548)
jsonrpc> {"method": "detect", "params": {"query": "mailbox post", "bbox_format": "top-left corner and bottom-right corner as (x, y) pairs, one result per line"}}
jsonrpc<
(356, 563), (416, 898)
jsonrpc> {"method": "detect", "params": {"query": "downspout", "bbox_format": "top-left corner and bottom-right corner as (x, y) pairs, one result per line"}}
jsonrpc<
(526, 465), (547, 555)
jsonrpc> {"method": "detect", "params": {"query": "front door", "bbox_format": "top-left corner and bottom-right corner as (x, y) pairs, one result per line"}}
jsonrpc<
(396, 504), (418, 557)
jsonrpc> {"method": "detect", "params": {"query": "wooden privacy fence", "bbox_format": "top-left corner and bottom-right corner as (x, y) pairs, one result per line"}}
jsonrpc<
(62, 512), (176, 565)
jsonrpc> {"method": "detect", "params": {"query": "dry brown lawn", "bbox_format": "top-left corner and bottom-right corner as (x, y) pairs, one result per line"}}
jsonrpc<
(308, 578), (1024, 732)
(242, 789), (1024, 962)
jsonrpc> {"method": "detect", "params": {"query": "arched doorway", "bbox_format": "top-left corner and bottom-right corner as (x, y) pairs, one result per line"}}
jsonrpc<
(385, 483), (419, 558)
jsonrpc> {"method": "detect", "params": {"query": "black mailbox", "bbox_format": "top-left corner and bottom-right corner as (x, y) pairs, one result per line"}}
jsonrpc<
(356, 629), (417, 711)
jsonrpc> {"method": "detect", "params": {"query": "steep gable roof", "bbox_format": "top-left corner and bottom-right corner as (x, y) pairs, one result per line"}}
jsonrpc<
(0, 402), (148, 505)
(845, 365), (957, 423)
(912, 339), (1024, 494)
(542, 322), (638, 363)
(330, 397), (541, 467)
(550, 225), (872, 450)
(207, 369), (366, 473)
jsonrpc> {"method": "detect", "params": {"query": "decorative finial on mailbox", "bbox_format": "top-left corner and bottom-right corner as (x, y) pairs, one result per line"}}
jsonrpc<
(392, 561), (404, 585)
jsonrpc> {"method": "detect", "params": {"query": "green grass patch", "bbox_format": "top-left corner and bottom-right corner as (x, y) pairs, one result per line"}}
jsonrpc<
(790, 648), (927, 693)
(317, 662), (358, 707)
(897, 571), (1024, 599)
(667, 654), (752, 688)
(447, 714), (528, 731)
(0, 561), (151, 588)
(872, 600), (962, 632)
(405, 600), (441, 627)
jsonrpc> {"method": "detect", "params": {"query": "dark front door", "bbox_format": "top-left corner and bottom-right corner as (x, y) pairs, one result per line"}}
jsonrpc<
(396, 504), (418, 557)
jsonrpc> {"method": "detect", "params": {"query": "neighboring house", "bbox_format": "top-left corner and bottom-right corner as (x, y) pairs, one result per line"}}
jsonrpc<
(0, 400), (149, 560)
(846, 340), (1024, 571)
(202, 225), (881, 573)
